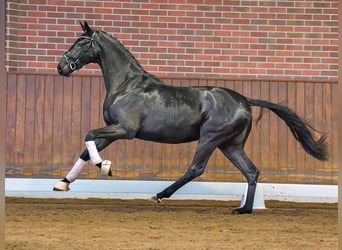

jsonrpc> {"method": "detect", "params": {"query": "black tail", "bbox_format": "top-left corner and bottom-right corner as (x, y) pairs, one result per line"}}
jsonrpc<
(248, 98), (329, 161)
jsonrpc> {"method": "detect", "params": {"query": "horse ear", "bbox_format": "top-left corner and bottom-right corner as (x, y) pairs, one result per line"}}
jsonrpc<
(80, 21), (86, 32)
(84, 21), (94, 36)
(80, 21), (93, 36)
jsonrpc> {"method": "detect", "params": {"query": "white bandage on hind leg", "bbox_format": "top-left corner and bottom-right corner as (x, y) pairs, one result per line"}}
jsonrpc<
(85, 140), (102, 166)
(66, 158), (86, 183)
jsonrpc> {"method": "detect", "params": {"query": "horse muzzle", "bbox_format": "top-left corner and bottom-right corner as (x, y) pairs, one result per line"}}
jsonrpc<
(57, 61), (73, 77)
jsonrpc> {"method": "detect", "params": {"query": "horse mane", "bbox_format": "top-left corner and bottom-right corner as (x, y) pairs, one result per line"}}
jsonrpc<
(99, 30), (156, 78)
(98, 30), (164, 83)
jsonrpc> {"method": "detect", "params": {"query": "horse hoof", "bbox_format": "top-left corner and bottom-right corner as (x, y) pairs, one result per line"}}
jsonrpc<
(232, 209), (242, 215)
(100, 160), (113, 177)
(53, 181), (70, 191)
(232, 208), (252, 215)
(149, 195), (161, 203)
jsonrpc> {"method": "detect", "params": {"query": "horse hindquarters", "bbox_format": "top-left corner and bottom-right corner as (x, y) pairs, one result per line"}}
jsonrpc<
(153, 97), (258, 214)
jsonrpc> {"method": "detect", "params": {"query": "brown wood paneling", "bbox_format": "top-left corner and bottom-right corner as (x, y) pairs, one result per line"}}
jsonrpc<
(322, 83), (334, 184)
(5, 73), (338, 185)
(23, 74), (35, 177)
(14, 75), (26, 176)
(330, 83), (338, 183)
(52, 74), (63, 178)
(295, 82), (306, 183)
(61, 75), (73, 177)
(286, 82), (297, 182)
(5, 74), (17, 176)
(43, 75), (54, 177)
(34, 75), (45, 176)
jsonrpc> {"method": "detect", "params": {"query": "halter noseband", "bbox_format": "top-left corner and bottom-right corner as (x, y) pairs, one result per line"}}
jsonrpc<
(63, 33), (95, 71)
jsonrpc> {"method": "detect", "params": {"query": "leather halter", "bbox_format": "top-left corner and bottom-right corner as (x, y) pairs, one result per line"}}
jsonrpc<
(63, 33), (95, 71)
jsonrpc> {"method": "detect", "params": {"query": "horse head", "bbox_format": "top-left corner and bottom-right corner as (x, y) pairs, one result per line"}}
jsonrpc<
(57, 21), (98, 76)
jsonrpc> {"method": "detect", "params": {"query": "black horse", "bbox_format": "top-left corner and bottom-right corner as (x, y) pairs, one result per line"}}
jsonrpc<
(54, 22), (328, 214)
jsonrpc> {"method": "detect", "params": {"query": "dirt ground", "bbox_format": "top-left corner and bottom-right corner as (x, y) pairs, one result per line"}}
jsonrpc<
(5, 197), (337, 250)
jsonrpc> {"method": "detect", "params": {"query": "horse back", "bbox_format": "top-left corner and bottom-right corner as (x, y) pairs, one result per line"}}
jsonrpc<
(135, 82), (251, 143)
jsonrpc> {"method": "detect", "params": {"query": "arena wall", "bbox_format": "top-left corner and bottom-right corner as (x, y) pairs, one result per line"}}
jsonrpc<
(4, 1), (338, 185)
(5, 73), (337, 185)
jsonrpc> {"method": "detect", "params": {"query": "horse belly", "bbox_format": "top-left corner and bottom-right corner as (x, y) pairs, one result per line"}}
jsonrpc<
(136, 116), (201, 144)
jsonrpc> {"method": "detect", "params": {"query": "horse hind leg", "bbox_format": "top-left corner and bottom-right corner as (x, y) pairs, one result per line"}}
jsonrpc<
(219, 143), (259, 215)
(151, 137), (218, 202)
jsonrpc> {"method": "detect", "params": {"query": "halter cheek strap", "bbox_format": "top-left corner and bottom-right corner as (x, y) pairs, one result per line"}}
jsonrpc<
(63, 33), (95, 71)
(63, 51), (78, 70)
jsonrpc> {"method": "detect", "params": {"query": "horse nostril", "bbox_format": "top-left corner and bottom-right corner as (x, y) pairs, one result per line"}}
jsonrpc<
(57, 65), (62, 74)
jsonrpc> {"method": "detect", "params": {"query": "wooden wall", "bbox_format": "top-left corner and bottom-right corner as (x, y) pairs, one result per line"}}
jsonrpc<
(5, 73), (338, 185)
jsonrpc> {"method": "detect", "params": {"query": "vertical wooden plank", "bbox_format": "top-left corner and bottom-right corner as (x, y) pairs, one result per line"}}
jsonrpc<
(14, 75), (27, 177)
(142, 140), (154, 180)
(287, 82), (297, 182)
(225, 79), (235, 91)
(322, 83), (333, 183)
(43, 75), (54, 177)
(61, 76), (73, 177)
(312, 83), (323, 183)
(138, 140), (146, 179)
(51, 75), (64, 178)
(168, 144), (176, 180)
(34, 75), (45, 177)
(163, 78), (172, 86)
(5, 74), (17, 177)
(269, 81), (279, 182)
(295, 82), (306, 183)
(169, 144), (180, 180)
(115, 139), (127, 179)
(277, 81), (288, 182)
(124, 140), (136, 179)
(151, 141), (162, 179)
(216, 79), (225, 88)
(304, 82), (314, 183)
(23, 75), (36, 177)
(330, 83), (338, 183)
(161, 143), (171, 180)
(135, 140), (144, 179)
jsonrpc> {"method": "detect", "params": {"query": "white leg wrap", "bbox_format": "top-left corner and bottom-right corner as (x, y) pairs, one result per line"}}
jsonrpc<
(65, 158), (86, 183)
(86, 140), (102, 165)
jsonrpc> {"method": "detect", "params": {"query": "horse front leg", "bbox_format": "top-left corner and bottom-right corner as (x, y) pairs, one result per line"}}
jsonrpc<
(53, 124), (135, 191)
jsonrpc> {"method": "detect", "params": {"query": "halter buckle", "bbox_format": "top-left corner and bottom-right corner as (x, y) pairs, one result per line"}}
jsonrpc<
(69, 61), (77, 71)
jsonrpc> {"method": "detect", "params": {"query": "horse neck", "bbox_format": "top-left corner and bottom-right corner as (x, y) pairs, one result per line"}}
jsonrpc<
(95, 34), (145, 92)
